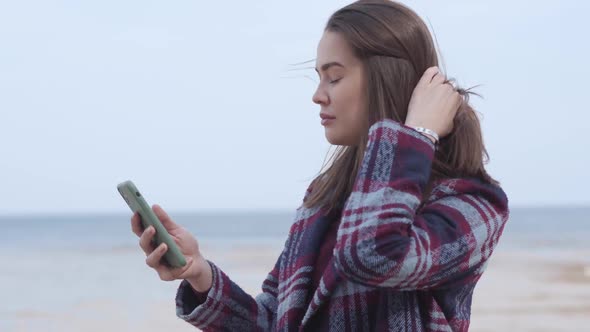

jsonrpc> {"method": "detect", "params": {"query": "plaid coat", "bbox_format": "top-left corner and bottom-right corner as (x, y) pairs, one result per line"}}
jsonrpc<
(175, 119), (509, 331)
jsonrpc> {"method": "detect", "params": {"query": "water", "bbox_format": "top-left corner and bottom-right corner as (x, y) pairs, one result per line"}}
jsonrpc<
(0, 206), (587, 252)
(498, 206), (590, 250)
(0, 211), (297, 252)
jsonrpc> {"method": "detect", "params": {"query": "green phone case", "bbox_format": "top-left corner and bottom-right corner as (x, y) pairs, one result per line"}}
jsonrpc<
(117, 180), (187, 268)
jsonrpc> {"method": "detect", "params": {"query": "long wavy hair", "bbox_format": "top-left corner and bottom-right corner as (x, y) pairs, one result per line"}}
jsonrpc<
(304, 0), (498, 214)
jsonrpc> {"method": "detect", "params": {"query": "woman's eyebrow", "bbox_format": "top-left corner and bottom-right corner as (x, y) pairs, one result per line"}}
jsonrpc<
(315, 62), (345, 74)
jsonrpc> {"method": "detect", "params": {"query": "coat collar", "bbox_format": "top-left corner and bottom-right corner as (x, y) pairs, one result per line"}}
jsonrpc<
(286, 206), (343, 327)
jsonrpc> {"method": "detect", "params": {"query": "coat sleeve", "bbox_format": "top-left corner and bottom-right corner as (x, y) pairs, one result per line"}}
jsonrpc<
(175, 251), (283, 331)
(333, 119), (509, 290)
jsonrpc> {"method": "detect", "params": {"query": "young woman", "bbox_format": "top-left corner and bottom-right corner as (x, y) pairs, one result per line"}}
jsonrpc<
(130, 1), (509, 330)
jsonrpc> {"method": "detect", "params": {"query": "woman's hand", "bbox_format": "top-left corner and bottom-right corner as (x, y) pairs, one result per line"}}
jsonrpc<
(405, 66), (462, 139)
(131, 204), (212, 292)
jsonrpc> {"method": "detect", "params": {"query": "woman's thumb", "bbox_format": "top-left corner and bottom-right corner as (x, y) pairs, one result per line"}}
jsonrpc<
(152, 204), (179, 230)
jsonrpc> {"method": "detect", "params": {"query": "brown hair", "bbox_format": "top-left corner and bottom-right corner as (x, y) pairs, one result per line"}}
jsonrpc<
(305, 0), (498, 213)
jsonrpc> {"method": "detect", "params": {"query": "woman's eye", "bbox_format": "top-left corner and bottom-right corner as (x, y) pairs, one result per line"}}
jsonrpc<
(329, 78), (342, 84)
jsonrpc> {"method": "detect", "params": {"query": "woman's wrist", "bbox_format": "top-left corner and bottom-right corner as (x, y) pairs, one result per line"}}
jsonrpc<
(404, 123), (439, 145)
(421, 132), (437, 144)
(187, 259), (213, 293)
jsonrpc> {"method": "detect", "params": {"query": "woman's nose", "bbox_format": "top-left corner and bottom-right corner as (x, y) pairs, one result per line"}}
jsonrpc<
(312, 86), (328, 105)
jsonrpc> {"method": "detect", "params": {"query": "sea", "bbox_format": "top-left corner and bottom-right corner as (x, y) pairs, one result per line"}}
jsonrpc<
(2, 206), (588, 252)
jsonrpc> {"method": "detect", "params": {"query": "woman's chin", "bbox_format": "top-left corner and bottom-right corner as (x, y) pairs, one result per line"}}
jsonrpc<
(325, 132), (350, 146)
(324, 131), (339, 145)
(324, 130), (361, 146)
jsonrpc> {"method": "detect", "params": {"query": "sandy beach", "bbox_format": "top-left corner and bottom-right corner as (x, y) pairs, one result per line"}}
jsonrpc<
(470, 250), (590, 331)
(2, 241), (589, 332)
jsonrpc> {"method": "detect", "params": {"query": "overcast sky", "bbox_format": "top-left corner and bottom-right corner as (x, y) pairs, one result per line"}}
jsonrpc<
(0, 0), (588, 215)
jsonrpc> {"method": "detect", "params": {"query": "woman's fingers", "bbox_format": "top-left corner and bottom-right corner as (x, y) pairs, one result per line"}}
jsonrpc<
(146, 242), (167, 268)
(153, 205), (180, 231)
(430, 71), (446, 86)
(450, 91), (462, 115)
(146, 247), (194, 281)
(139, 226), (157, 254)
(131, 213), (143, 237)
(160, 257), (193, 281)
(417, 66), (439, 88)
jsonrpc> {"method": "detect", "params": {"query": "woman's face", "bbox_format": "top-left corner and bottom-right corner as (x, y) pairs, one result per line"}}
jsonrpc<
(313, 31), (367, 146)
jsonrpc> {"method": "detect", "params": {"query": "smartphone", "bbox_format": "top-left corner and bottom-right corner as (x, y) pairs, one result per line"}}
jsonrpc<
(117, 180), (187, 268)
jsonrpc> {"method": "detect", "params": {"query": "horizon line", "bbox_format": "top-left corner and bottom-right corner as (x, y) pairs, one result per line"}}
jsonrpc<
(0, 203), (589, 218)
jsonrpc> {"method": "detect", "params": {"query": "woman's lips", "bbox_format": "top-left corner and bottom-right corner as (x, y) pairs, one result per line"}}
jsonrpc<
(321, 118), (335, 126)
(320, 113), (336, 126)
